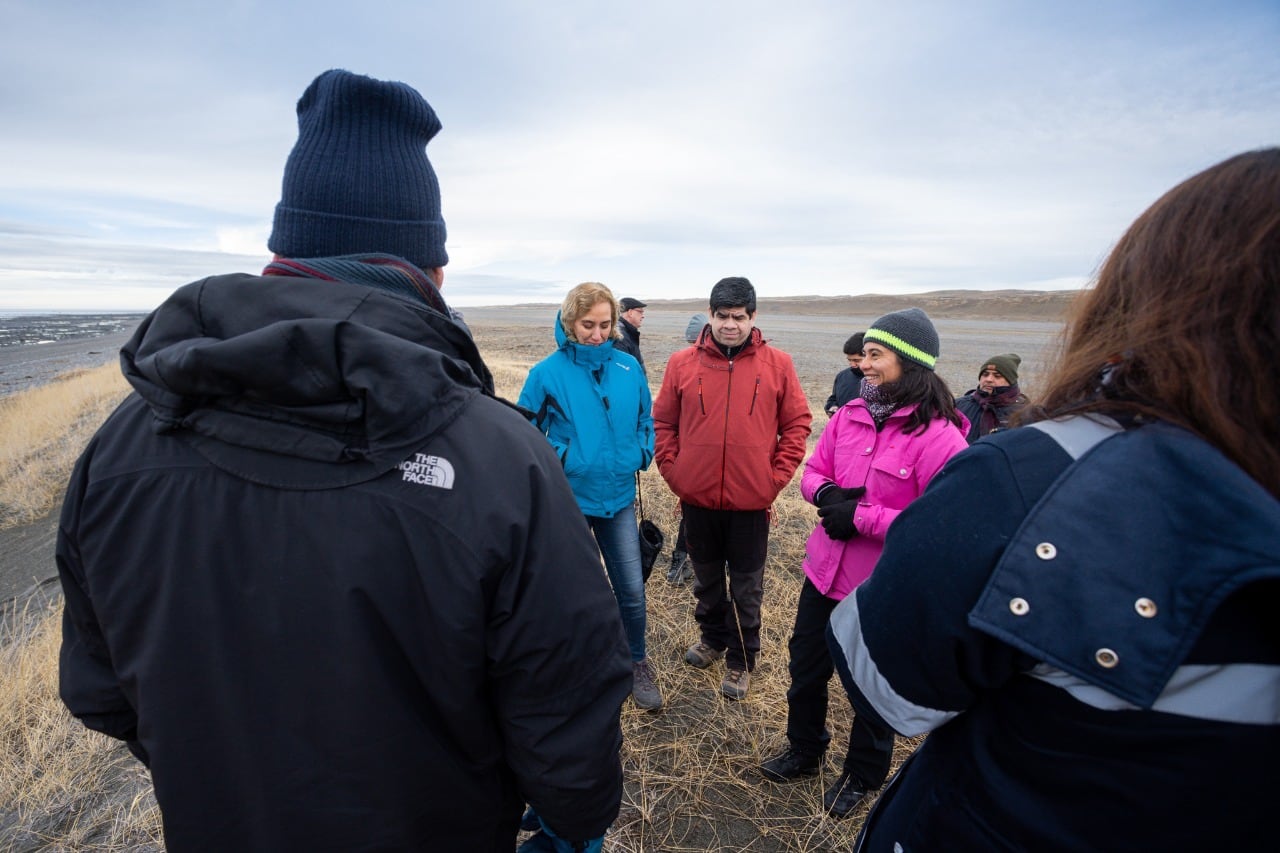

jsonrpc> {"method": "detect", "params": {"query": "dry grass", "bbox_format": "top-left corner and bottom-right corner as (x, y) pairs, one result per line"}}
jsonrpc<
(606, 470), (888, 852)
(0, 363), (130, 530)
(0, 594), (163, 851)
(483, 334), (918, 852)
(2, 332), (917, 851)
(0, 366), (161, 851)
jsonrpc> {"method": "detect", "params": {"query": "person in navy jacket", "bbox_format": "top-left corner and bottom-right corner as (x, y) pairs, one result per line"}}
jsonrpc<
(828, 148), (1280, 851)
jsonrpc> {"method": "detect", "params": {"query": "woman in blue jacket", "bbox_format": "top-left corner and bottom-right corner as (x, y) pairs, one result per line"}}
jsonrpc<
(519, 282), (661, 711)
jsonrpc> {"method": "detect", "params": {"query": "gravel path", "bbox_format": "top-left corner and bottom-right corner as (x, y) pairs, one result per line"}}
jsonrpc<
(0, 328), (139, 397)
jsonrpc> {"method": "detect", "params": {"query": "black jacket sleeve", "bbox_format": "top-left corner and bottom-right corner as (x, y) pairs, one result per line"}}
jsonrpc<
(484, 436), (632, 842)
(57, 446), (143, 754)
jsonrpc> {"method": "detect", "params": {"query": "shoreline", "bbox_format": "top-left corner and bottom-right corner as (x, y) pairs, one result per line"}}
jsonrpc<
(0, 326), (142, 397)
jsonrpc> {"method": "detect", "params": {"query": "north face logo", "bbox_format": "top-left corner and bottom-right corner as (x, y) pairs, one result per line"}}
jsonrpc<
(398, 453), (455, 489)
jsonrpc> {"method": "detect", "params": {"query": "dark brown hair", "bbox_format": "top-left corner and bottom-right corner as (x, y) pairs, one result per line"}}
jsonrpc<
(883, 359), (962, 435)
(1032, 147), (1280, 496)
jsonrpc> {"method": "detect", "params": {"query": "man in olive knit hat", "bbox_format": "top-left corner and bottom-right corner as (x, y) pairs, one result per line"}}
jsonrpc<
(955, 353), (1030, 443)
(57, 69), (629, 853)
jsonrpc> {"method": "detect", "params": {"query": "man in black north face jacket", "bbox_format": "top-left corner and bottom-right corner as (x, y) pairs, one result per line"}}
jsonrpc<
(56, 69), (631, 853)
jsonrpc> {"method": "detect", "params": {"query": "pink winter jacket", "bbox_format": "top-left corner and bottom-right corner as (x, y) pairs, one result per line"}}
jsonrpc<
(800, 399), (968, 600)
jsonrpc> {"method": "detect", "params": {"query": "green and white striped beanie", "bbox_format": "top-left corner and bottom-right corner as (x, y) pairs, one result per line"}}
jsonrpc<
(864, 307), (940, 370)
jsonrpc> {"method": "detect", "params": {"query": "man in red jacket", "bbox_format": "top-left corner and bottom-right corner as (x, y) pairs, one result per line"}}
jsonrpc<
(653, 277), (812, 700)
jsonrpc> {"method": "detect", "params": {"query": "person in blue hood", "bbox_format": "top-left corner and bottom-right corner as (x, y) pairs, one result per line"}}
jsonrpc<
(519, 282), (662, 712)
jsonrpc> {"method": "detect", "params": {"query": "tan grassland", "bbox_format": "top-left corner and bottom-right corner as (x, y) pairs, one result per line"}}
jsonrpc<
(0, 364), (130, 530)
(0, 293), (1071, 851)
(0, 365), (160, 851)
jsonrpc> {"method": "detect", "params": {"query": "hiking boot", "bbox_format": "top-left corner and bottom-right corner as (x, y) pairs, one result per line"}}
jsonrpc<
(760, 747), (821, 782)
(823, 771), (871, 819)
(631, 659), (663, 711)
(721, 668), (750, 700)
(684, 641), (725, 669)
(666, 550), (693, 585)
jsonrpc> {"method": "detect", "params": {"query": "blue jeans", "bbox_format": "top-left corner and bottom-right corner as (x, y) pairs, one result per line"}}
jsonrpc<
(586, 504), (647, 662)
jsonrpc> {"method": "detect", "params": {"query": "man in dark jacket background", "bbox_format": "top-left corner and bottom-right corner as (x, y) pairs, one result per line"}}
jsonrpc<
(823, 331), (865, 416)
(616, 296), (646, 372)
(56, 69), (631, 853)
(954, 352), (1030, 443)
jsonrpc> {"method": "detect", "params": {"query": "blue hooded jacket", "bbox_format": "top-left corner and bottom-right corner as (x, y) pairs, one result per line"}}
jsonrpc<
(518, 314), (654, 518)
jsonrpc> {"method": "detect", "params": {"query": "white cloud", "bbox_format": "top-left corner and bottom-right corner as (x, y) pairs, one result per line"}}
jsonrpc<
(0, 0), (1276, 310)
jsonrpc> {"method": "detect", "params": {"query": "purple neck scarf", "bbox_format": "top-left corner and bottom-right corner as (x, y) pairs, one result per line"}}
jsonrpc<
(860, 378), (901, 427)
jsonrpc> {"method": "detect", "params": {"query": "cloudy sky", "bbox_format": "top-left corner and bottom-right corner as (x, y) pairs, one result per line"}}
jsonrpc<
(1, 0), (1276, 311)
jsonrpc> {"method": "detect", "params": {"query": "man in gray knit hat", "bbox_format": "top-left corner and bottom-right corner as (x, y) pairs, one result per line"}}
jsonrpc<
(56, 69), (628, 853)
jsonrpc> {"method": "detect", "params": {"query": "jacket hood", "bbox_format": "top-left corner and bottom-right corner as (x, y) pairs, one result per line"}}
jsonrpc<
(554, 309), (616, 368)
(121, 273), (494, 488)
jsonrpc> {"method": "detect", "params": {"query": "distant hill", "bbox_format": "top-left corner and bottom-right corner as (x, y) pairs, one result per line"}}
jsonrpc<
(644, 289), (1081, 322)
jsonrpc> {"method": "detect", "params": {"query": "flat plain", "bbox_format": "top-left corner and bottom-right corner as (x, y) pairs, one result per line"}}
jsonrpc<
(463, 289), (1072, 405)
(0, 290), (1076, 852)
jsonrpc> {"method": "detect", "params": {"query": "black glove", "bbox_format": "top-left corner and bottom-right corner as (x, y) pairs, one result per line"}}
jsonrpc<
(814, 483), (866, 508)
(818, 499), (859, 540)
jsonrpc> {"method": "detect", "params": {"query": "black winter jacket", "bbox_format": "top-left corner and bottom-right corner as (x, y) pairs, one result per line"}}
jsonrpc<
(57, 274), (632, 852)
(615, 318), (644, 372)
(824, 366), (863, 415)
(954, 385), (1028, 442)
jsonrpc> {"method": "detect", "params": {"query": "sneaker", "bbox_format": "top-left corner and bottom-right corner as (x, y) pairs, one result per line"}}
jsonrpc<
(684, 641), (725, 669)
(666, 550), (693, 585)
(759, 747), (821, 782)
(721, 668), (750, 700)
(823, 771), (870, 819)
(631, 659), (663, 711)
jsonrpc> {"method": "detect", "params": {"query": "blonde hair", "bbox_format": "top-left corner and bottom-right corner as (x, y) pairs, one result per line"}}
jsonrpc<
(560, 282), (621, 342)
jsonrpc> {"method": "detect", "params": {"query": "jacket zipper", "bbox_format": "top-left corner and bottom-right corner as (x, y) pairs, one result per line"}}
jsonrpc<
(719, 357), (734, 507)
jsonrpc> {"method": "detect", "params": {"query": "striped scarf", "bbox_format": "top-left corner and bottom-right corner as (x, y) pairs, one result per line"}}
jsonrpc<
(859, 377), (902, 428)
(972, 384), (1023, 434)
(263, 254), (453, 318)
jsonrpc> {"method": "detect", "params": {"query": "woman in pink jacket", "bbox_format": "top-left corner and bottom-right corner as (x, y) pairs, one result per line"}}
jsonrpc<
(760, 307), (969, 819)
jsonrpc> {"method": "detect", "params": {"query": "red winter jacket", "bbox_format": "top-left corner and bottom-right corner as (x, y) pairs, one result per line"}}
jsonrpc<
(653, 327), (812, 511)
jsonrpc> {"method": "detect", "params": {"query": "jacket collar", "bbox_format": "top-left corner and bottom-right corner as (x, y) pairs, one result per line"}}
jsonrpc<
(553, 311), (617, 367)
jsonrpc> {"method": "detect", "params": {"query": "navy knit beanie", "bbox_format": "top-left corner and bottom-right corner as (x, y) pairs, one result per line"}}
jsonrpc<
(268, 69), (447, 270)
(864, 307), (940, 370)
